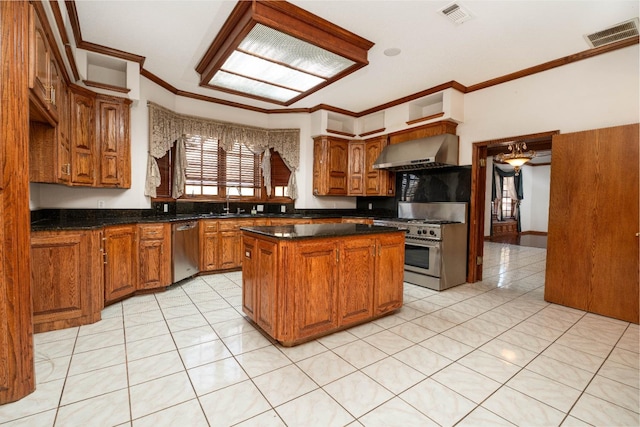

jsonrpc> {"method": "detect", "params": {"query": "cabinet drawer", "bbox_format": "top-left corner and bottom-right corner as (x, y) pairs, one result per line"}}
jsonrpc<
(201, 220), (218, 233)
(219, 219), (254, 231)
(138, 224), (166, 240)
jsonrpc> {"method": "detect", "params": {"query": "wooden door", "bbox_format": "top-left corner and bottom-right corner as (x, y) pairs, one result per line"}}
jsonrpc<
(256, 239), (278, 336)
(292, 240), (339, 340)
(348, 141), (365, 195)
(339, 238), (374, 325)
(312, 137), (324, 196)
(545, 124), (639, 322)
(374, 234), (405, 314)
(104, 225), (137, 303)
(70, 89), (95, 185)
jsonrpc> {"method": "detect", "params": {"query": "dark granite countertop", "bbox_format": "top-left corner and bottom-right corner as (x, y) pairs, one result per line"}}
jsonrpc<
(240, 223), (403, 240)
(30, 213), (376, 231)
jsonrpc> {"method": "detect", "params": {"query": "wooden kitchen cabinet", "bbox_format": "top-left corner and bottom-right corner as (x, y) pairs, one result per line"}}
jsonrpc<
(104, 225), (138, 304)
(28, 5), (58, 124)
(138, 223), (171, 290)
(365, 136), (395, 196)
(292, 239), (340, 341)
(313, 135), (349, 196)
(374, 233), (405, 314)
(31, 229), (104, 333)
(96, 95), (132, 188)
(241, 228), (405, 346)
(268, 217), (312, 226)
(69, 87), (96, 186)
(348, 140), (365, 195)
(200, 220), (219, 272)
(339, 237), (375, 325)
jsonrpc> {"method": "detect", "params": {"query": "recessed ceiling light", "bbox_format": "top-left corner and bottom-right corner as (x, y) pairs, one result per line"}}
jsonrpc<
(383, 48), (401, 57)
(196, 1), (374, 106)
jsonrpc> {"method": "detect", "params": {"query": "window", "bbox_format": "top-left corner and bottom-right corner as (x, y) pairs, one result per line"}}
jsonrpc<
(153, 136), (292, 201)
(184, 136), (260, 198)
(269, 149), (291, 198)
(501, 176), (514, 218)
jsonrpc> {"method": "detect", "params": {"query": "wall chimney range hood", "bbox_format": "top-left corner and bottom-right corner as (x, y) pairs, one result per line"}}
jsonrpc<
(373, 134), (459, 171)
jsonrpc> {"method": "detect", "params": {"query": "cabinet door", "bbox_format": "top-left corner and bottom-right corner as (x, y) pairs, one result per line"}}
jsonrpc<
(138, 224), (171, 290)
(104, 225), (137, 303)
(374, 234), (405, 314)
(199, 220), (218, 271)
(96, 96), (131, 188)
(241, 236), (257, 318)
(312, 138), (324, 196)
(327, 139), (348, 195)
(28, 6), (49, 106)
(292, 240), (339, 340)
(70, 90), (96, 185)
(339, 238), (374, 325)
(256, 239), (278, 336)
(47, 57), (60, 120)
(57, 82), (71, 183)
(348, 141), (365, 195)
(365, 137), (395, 196)
(219, 231), (239, 269)
(31, 232), (88, 324)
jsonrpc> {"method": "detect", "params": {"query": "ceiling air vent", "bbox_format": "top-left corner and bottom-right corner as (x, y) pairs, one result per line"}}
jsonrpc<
(584, 18), (639, 48)
(438, 2), (473, 25)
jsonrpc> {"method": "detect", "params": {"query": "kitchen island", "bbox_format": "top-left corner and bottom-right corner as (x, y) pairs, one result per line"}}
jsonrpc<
(241, 223), (405, 346)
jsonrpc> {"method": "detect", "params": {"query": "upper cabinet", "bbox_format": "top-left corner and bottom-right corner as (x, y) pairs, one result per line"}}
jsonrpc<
(96, 95), (132, 188)
(30, 86), (132, 188)
(364, 136), (395, 196)
(28, 5), (58, 124)
(69, 87), (96, 186)
(313, 136), (349, 196)
(314, 135), (395, 198)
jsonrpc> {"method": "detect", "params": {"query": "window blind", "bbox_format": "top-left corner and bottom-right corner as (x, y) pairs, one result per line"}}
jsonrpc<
(184, 136), (220, 196)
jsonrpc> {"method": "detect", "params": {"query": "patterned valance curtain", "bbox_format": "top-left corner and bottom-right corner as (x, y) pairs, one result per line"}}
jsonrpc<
(145, 102), (300, 199)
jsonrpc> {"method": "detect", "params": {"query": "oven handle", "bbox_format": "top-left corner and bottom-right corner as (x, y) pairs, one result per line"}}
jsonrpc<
(405, 240), (440, 249)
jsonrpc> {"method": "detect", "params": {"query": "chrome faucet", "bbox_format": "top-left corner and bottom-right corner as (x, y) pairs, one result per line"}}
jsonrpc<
(224, 192), (230, 214)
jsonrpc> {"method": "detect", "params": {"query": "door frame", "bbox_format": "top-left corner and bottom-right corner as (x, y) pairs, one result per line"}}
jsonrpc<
(467, 130), (558, 282)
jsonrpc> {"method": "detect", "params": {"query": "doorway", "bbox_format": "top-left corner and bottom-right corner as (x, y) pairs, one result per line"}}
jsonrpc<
(467, 130), (557, 282)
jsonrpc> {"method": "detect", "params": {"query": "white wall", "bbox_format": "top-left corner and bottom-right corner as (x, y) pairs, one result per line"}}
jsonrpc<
(32, 45), (638, 212)
(457, 46), (639, 165)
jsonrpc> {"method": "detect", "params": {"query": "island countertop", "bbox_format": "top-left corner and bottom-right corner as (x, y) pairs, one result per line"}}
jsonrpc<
(240, 223), (402, 240)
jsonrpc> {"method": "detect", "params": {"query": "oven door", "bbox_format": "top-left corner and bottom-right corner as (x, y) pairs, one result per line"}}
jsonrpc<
(404, 239), (440, 278)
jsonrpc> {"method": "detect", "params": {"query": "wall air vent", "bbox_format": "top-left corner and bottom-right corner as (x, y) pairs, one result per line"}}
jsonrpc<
(438, 2), (473, 25)
(584, 18), (639, 48)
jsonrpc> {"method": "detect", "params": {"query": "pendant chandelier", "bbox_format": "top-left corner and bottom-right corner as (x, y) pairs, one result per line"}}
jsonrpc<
(495, 141), (535, 175)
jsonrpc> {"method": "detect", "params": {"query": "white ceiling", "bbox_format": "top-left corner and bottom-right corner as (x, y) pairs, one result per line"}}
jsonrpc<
(73, 0), (639, 113)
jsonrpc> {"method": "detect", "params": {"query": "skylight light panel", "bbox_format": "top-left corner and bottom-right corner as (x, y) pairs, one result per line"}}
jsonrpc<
(240, 24), (356, 78)
(210, 71), (300, 103)
(221, 51), (325, 91)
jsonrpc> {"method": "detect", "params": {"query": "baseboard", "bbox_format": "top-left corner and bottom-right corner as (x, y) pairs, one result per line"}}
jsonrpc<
(520, 231), (548, 236)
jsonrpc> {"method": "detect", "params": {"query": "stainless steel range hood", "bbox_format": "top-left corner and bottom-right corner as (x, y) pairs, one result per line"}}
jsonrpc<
(373, 134), (459, 171)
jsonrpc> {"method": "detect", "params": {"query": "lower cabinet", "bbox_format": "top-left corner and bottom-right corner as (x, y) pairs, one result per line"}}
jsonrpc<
(104, 225), (138, 304)
(138, 223), (171, 290)
(242, 231), (405, 346)
(31, 229), (103, 333)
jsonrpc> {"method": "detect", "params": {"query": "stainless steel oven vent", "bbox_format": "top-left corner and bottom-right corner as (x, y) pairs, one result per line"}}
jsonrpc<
(438, 2), (473, 25)
(584, 18), (639, 48)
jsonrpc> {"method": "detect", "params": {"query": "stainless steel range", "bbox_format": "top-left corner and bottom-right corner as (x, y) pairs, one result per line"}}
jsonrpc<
(374, 202), (468, 291)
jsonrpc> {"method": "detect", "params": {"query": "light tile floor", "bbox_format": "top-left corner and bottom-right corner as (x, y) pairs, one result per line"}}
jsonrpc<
(1, 242), (638, 426)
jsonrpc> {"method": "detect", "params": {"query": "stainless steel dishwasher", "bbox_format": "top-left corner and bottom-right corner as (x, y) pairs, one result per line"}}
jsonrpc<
(172, 221), (200, 283)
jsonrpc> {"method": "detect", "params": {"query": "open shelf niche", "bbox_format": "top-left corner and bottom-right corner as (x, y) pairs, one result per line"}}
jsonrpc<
(407, 88), (464, 125)
(76, 50), (140, 99)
